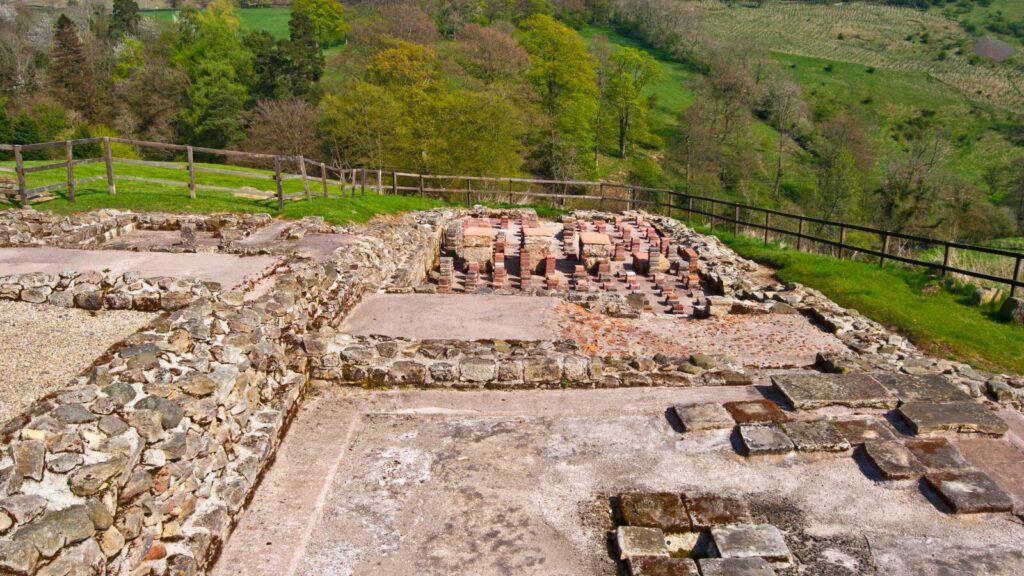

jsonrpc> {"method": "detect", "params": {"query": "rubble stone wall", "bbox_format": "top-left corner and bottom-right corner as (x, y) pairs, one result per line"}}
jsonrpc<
(0, 210), (449, 576)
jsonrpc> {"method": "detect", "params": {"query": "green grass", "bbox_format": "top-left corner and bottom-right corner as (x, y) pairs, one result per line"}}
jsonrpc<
(705, 228), (1024, 374)
(143, 7), (293, 39)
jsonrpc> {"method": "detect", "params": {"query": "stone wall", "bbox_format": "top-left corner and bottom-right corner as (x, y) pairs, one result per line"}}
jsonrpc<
(306, 334), (752, 390)
(0, 210), (448, 576)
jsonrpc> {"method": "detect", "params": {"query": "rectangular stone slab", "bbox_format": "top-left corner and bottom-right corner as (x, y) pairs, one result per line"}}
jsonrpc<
(925, 469), (1015, 514)
(834, 418), (897, 445)
(619, 492), (690, 532)
(724, 400), (788, 424)
(710, 524), (790, 563)
(783, 420), (850, 452)
(617, 526), (669, 560)
(898, 402), (1008, 436)
(698, 558), (776, 576)
(738, 424), (794, 456)
(682, 493), (751, 530)
(628, 557), (699, 576)
(905, 438), (971, 471)
(864, 440), (926, 480)
(872, 373), (973, 404)
(771, 373), (897, 410)
(673, 403), (734, 432)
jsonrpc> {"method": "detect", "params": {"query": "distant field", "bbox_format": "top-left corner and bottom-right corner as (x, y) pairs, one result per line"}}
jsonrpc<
(143, 7), (293, 39)
(696, 0), (1024, 111)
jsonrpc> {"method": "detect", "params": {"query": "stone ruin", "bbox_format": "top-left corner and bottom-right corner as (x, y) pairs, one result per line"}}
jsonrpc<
(0, 206), (1022, 576)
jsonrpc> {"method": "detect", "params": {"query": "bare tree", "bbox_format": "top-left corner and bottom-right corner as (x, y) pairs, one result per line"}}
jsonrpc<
(244, 98), (322, 159)
(759, 67), (808, 201)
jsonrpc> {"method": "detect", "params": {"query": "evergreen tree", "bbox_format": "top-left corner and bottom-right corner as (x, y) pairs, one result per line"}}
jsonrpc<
(246, 31), (287, 100)
(284, 11), (324, 100)
(110, 0), (141, 38)
(51, 15), (98, 120)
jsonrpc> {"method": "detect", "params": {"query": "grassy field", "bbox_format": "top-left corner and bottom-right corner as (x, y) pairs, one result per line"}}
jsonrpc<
(708, 228), (1024, 374)
(143, 7), (293, 39)
(696, 0), (1024, 111)
(1, 159), (447, 224)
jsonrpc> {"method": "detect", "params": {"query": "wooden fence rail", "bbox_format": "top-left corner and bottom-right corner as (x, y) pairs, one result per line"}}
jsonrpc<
(2, 137), (1021, 296)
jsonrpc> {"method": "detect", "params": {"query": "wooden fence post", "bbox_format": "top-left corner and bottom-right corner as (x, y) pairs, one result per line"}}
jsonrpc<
(796, 218), (804, 251)
(507, 178), (513, 205)
(320, 163), (329, 197)
(274, 156), (284, 211)
(879, 233), (889, 268)
(65, 141), (75, 203)
(941, 244), (951, 277)
(466, 178), (472, 207)
(628, 187), (635, 211)
(103, 137), (116, 196)
(299, 156), (311, 200)
(376, 168), (383, 195)
(13, 145), (27, 207)
(420, 174), (426, 198)
(709, 199), (715, 231)
(360, 168), (366, 196)
(838, 225), (847, 259)
(687, 196), (692, 226)
(186, 146), (196, 199)
(598, 182), (605, 211)
(734, 205), (740, 236)
(1012, 256), (1021, 298)
(763, 212), (770, 245)
(392, 171), (398, 195)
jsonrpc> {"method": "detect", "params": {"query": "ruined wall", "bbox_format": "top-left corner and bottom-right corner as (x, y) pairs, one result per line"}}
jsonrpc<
(0, 210), (450, 576)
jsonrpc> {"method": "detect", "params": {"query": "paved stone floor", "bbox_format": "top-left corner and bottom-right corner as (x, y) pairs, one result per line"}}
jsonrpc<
(0, 247), (277, 288)
(213, 387), (1024, 576)
(340, 293), (562, 341)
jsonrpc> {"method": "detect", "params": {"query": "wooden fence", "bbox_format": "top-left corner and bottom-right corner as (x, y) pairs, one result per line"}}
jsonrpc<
(1, 137), (1021, 296)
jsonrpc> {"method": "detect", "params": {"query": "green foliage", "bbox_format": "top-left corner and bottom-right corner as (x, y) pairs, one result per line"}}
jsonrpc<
(291, 0), (349, 47)
(517, 14), (599, 178)
(247, 11), (325, 101)
(51, 15), (98, 121)
(172, 0), (253, 149)
(110, 0), (141, 39)
(603, 46), (660, 158)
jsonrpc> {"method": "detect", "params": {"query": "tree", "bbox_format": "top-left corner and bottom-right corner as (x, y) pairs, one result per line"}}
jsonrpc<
(517, 14), (598, 178)
(759, 68), (808, 202)
(813, 114), (874, 222)
(172, 0), (253, 148)
(283, 10), (325, 100)
(245, 98), (321, 158)
(375, 4), (439, 45)
(291, 0), (349, 47)
(112, 27), (187, 146)
(456, 23), (529, 84)
(51, 14), (98, 120)
(604, 46), (659, 158)
(321, 81), (403, 169)
(110, 0), (140, 39)
(876, 131), (949, 234)
(435, 0), (481, 39)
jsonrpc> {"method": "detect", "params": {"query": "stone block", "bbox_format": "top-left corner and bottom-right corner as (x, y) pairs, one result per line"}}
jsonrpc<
(770, 373), (897, 410)
(523, 357), (562, 384)
(460, 358), (497, 383)
(683, 493), (751, 530)
(834, 418), (898, 445)
(628, 557), (699, 576)
(616, 526), (669, 560)
(618, 492), (690, 532)
(997, 297), (1024, 325)
(898, 401), (1007, 436)
(738, 425), (794, 455)
(905, 438), (970, 471)
(387, 361), (427, 386)
(672, 403), (734, 432)
(783, 420), (850, 452)
(723, 400), (787, 424)
(872, 373), (972, 404)
(710, 524), (790, 563)
(863, 440), (925, 480)
(697, 558), (776, 576)
(925, 469), (1014, 514)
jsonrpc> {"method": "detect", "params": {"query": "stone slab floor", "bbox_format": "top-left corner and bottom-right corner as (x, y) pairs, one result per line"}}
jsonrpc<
(0, 247), (277, 288)
(213, 387), (1024, 576)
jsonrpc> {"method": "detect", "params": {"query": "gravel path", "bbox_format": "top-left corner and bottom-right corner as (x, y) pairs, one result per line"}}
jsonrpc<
(0, 300), (154, 426)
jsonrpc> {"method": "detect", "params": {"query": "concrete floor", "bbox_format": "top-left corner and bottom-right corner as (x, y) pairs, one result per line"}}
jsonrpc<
(0, 247), (277, 288)
(214, 387), (1024, 576)
(339, 293), (561, 341)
